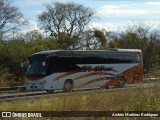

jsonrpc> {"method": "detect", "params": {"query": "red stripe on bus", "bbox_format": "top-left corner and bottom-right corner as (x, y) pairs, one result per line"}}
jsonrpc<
(53, 69), (82, 81)
(118, 64), (144, 84)
(73, 72), (115, 81)
(76, 77), (114, 88)
(26, 76), (44, 81)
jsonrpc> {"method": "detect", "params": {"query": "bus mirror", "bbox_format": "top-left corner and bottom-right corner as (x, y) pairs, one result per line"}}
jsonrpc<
(42, 61), (46, 66)
(20, 63), (24, 68)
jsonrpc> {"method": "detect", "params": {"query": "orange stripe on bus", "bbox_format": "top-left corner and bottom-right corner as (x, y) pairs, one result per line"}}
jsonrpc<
(73, 72), (115, 81)
(76, 64), (144, 88)
(53, 67), (117, 81)
(76, 77), (113, 88)
(26, 77), (44, 81)
(53, 69), (82, 81)
(105, 78), (120, 87)
(118, 64), (144, 84)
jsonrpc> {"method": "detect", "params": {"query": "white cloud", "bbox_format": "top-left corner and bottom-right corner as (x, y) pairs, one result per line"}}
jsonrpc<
(14, 0), (54, 7)
(149, 22), (160, 31)
(35, 10), (43, 14)
(89, 22), (127, 32)
(89, 20), (160, 32)
(13, 1), (160, 34)
(18, 20), (43, 35)
(28, 20), (39, 30)
(98, 5), (147, 17)
(146, 2), (160, 6)
(14, 0), (75, 7)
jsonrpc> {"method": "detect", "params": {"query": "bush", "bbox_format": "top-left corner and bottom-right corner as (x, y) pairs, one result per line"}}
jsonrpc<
(0, 67), (23, 87)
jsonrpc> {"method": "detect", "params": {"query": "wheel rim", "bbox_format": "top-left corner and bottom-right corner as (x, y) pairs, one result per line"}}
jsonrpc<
(64, 82), (71, 91)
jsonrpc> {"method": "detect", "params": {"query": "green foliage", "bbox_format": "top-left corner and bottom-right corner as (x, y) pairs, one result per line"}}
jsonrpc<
(25, 30), (44, 40)
(94, 30), (107, 49)
(0, 66), (9, 75)
(0, 38), (59, 86)
(54, 32), (79, 49)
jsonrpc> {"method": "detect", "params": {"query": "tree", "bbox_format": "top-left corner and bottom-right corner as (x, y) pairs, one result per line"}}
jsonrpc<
(78, 29), (109, 50)
(94, 29), (107, 49)
(25, 30), (44, 41)
(0, 0), (28, 39)
(38, 2), (95, 47)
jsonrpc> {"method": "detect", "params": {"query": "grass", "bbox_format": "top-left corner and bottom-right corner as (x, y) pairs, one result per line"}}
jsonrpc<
(0, 73), (23, 87)
(0, 81), (160, 120)
(143, 70), (160, 84)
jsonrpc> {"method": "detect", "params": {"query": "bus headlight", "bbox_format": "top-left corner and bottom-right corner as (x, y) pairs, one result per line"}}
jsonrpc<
(39, 81), (47, 85)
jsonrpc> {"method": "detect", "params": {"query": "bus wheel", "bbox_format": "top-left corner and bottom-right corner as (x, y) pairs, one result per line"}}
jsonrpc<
(119, 77), (126, 88)
(63, 79), (74, 92)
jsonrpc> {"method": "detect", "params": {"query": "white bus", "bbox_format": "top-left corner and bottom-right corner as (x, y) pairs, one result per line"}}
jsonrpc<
(26, 49), (144, 92)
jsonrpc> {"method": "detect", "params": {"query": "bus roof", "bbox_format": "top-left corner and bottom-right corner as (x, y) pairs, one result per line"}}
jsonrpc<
(32, 49), (141, 56)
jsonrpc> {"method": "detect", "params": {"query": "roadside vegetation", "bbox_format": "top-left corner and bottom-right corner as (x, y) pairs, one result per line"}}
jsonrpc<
(0, 82), (160, 119)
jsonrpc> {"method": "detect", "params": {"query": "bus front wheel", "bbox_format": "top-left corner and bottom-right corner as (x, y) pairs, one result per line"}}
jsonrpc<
(63, 79), (74, 92)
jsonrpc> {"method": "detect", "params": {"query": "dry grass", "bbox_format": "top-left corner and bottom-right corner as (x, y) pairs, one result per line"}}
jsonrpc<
(0, 82), (160, 120)
(0, 74), (13, 87)
(0, 73), (23, 87)
(145, 69), (160, 79)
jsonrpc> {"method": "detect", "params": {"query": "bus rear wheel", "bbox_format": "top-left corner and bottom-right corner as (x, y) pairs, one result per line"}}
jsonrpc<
(119, 77), (126, 88)
(63, 79), (74, 92)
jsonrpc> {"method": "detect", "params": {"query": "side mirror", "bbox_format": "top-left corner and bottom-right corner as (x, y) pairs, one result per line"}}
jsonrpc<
(42, 61), (46, 66)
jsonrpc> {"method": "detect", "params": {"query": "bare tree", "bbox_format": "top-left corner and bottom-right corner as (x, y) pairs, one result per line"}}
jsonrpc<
(24, 30), (44, 41)
(38, 2), (95, 40)
(0, 0), (28, 39)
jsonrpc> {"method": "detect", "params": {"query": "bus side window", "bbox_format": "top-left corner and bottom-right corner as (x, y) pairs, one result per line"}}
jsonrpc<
(49, 65), (56, 74)
(47, 58), (56, 75)
(136, 54), (141, 63)
(56, 64), (80, 72)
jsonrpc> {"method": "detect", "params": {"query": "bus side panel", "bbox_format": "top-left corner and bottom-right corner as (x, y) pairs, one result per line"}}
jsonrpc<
(119, 63), (144, 84)
(44, 63), (143, 90)
(44, 73), (65, 90)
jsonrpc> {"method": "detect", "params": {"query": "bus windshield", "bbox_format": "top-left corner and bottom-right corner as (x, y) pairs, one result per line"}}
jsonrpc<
(27, 61), (46, 76)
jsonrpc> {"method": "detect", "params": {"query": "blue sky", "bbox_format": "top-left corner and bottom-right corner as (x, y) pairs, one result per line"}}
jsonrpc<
(12, 0), (160, 33)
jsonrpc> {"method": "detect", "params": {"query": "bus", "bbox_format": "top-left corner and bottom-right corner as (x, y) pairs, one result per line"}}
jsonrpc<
(26, 49), (144, 92)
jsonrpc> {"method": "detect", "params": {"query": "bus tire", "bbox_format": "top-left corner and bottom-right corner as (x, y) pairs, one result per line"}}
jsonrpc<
(119, 77), (126, 88)
(63, 79), (74, 92)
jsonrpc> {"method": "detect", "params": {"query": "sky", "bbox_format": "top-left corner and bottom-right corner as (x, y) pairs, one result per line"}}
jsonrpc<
(12, 0), (160, 34)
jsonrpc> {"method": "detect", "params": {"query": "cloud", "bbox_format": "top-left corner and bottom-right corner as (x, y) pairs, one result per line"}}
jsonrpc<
(18, 19), (42, 35)
(14, 0), (76, 7)
(28, 20), (39, 30)
(34, 10), (43, 14)
(14, 0), (54, 7)
(149, 22), (160, 31)
(89, 22), (128, 32)
(146, 2), (160, 6)
(98, 5), (147, 17)
(89, 20), (160, 32)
